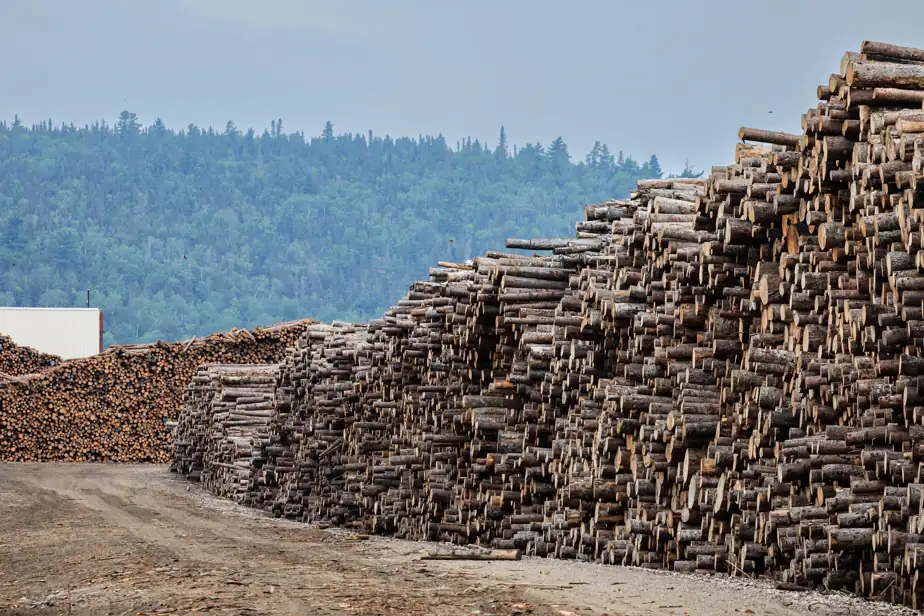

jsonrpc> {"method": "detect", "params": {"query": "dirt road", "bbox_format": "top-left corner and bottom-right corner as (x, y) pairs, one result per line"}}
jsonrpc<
(0, 464), (912, 616)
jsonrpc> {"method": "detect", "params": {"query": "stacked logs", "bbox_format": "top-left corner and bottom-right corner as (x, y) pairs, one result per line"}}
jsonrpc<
(0, 321), (311, 462)
(0, 333), (61, 376)
(171, 40), (924, 608)
(171, 364), (280, 504)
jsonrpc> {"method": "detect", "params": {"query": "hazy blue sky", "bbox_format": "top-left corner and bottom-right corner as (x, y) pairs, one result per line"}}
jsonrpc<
(5, 0), (924, 174)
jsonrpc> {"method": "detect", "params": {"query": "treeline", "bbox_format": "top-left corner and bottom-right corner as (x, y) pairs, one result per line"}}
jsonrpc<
(0, 112), (698, 345)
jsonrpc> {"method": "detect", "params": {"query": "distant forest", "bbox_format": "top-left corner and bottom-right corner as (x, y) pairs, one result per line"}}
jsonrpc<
(0, 112), (701, 346)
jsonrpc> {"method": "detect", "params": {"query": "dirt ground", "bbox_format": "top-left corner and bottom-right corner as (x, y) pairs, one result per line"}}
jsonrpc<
(0, 464), (915, 616)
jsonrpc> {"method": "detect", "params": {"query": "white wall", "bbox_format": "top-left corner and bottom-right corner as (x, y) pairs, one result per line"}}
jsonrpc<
(0, 308), (102, 360)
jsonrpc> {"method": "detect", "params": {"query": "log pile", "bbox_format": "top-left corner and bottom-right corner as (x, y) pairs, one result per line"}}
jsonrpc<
(0, 321), (310, 462)
(0, 333), (61, 376)
(169, 40), (924, 608)
(171, 364), (280, 504)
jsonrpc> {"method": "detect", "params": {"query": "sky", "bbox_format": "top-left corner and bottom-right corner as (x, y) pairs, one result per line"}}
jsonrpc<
(5, 1), (924, 174)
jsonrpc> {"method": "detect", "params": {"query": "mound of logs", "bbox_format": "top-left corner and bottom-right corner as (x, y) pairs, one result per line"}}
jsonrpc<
(173, 39), (924, 608)
(0, 321), (311, 462)
(171, 363), (280, 504)
(0, 333), (61, 376)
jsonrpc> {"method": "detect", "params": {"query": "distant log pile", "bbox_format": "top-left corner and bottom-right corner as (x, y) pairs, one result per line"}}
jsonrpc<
(0, 321), (310, 462)
(170, 39), (924, 608)
(0, 334), (61, 376)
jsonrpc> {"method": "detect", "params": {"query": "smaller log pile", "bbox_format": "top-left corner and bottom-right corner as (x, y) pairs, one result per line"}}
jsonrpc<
(0, 320), (311, 462)
(171, 363), (279, 504)
(0, 333), (61, 376)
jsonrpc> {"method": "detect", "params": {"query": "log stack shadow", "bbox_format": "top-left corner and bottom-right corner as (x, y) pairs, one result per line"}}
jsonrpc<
(170, 39), (924, 608)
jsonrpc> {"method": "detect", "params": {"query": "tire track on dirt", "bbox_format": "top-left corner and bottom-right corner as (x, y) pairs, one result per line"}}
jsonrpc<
(3, 464), (917, 616)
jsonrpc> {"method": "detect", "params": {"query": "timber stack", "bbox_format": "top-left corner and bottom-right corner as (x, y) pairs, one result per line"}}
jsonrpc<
(0, 321), (310, 462)
(0, 333), (61, 376)
(171, 363), (280, 504)
(166, 39), (924, 608)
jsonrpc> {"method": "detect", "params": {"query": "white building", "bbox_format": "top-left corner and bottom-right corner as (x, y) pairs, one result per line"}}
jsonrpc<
(0, 307), (103, 360)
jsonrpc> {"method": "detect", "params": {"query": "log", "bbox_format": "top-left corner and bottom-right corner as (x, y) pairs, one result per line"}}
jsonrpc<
(846, 61), (924, 88)
(738, 127), (800, 147)
(861, 40), (924, 63)
(420, 549), (522, 561)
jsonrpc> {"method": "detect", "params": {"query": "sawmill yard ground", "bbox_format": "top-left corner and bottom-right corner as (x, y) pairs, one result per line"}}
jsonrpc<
(0, 465), (913, 616)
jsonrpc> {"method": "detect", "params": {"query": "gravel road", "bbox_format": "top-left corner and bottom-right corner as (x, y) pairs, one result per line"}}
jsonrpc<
(0, 464), (914, 616)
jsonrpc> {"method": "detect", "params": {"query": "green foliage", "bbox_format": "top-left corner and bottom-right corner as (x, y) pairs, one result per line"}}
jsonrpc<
(0, 114), (660, 346)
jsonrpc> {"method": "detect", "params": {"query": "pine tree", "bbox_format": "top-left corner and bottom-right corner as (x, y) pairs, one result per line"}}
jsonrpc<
(117, 110), (141, 137)
(2, 215), (26, 254)
(547, 137), (569, 162)
(598, 144), (614, 168)
(585, 141), (602, 167)
(645, 154), (663, 178)
(496, 126), (508, 157)
(323, 121), (334, 141)
(151, 118), (167, 136)
(622, 155), (639, 174)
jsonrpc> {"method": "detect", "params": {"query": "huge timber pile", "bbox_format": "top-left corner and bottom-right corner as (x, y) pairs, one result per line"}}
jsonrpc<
(171, 40), (924, 607)
(0, 334), (61, 376)
(0, 321), (310, 462)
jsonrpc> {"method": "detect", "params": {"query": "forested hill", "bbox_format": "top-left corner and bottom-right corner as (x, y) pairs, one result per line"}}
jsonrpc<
(0, 112), (697, 346)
